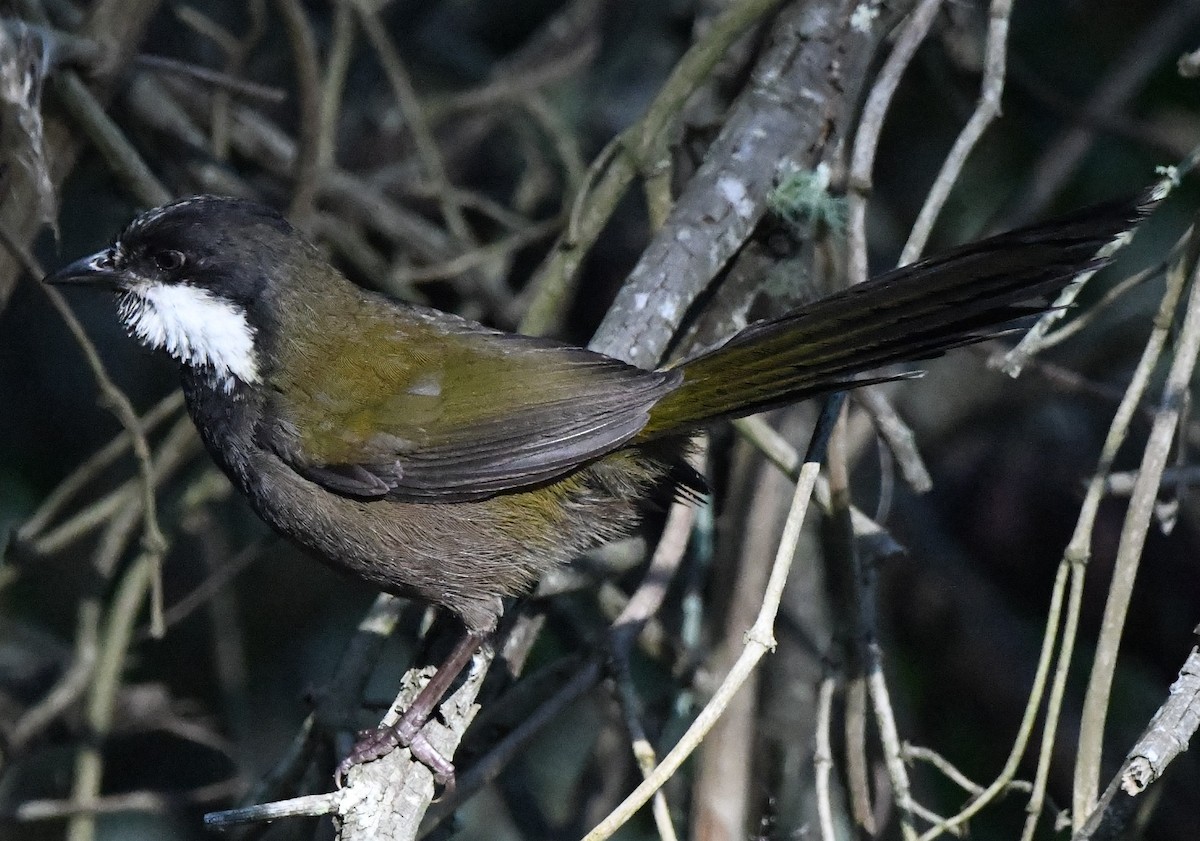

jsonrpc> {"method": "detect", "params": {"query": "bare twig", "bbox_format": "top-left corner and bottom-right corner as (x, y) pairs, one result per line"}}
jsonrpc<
(1101, 464), (1200, 496)
(853, 386), (932, 493)
(693, 440), (785, 841)
(135, 54), (285, 102)
(846, 0), (945, 286)
(900, 0), (1012, 264)
(317, 0), (354, 169)
(421, 657), (603, 833)
(22, 416), (198, 558)
(0, 228), (169, 641)
(1074, 646), (1200, 840)
(17, 391), (183, 540)
(814, 674), (839, 841)
(203, 792), (343, 828)
(272, 0), (322, 227)
(1037, 255), (1172, 350)
(391, 216), (562, 284)
(842, 0), (945, 499)
(823, 410), (877, 833)
(66, 551), (159, 841)
(584, 424), (829, 839)
(998, 171), (1177, 376)
(1072, 238), (1200, 830)
(0, 0), (163, 313)
(16, 779), (242, 821)
(352, 0), (473, 246)
(867, 640), (918, 841)
(733, 415), (906, 561)
(9, 602), (100, 753)
(50, 71), (171, 206)
(608, 502), (696, 841)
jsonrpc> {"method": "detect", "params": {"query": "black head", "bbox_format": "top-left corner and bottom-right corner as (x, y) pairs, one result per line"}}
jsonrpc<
(46, 196), (311, 392)
(48, 195), (300, 300)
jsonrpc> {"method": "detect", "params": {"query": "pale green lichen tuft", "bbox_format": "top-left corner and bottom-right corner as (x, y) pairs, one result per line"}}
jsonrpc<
(768, 164), (846, 235)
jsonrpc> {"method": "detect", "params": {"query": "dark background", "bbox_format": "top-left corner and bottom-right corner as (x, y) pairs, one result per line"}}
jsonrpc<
(1, 1), (1199, 839)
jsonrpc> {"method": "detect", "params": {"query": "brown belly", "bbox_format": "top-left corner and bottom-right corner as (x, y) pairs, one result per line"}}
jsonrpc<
(243, 443), (684, 631)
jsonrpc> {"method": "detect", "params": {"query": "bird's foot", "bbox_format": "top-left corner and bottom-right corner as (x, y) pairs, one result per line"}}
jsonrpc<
(335, 723), (456, 789)
(333, 628), (487, 790)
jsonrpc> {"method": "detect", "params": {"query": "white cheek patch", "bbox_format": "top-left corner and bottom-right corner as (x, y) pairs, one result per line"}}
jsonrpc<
(118, 281), (261, 392)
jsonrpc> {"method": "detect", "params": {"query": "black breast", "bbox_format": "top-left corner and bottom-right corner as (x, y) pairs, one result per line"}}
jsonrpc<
(179, 367), (266, 497)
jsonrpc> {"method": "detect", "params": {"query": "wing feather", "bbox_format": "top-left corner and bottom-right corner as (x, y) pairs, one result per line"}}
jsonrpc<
(263, 301), (678, 501)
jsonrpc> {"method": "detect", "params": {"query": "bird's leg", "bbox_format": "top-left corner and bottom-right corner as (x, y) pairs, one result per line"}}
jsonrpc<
(336, 628), (489, 787)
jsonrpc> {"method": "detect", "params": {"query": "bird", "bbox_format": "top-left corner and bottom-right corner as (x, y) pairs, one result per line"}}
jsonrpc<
(46, 191), (1151, 783)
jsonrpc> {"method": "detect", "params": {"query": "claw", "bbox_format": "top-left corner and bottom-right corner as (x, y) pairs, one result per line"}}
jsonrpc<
(333, 724), (457, 790)
(332, 628), (485, 790)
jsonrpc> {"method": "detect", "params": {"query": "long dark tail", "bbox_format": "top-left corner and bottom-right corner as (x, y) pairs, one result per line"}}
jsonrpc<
(640, 191), (1157, 436)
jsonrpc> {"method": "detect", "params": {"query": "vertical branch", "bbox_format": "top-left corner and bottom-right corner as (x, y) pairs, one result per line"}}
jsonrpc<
(610, 502), (696, 841)
(585, 395), (836, 841)
(352, 0), (473, 246)
(824, 409), (877, 833)
(692, 451), (783, 841)
(0, 231), (169, 637)
(899, 0), (1012, 265)
(846, 0), (944, 287)
(66, 552), (158, 841)
(1073, 243), (1200, 826)
(813, 674), (840, 841)
(318, 1), (356, 170)
(273, 0), (322, 227)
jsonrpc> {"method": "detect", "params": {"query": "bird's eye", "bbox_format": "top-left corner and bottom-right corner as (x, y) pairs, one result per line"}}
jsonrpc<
(153, 250), (186, 272)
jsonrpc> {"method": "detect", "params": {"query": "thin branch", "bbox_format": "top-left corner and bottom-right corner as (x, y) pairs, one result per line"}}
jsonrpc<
(317, 0), (355, 170)
(1073, 239), (1200, 828)
(1037, 255), (1172, 350)
(584, 452), (826, 839)
(272, 0), (322, 227)
(814, 674), (839, 841)
(0, 227), (169, 637)
(17, 391), (182, 540)
(916, 559), (1065, 841)
(391, 216), (562, 284)
(867, 650), (918, 840)
(421, 657), (602, 834)
(825, 410), (878, 833)
(16, 779), (242, 821)
(23, 415), (198, 558)
(846, 0), (945, 286)
(203, 793), (343, 828)
(134, 54), (285, 102)
(733, 415), (906, 560)
(66, 551), (159, 841)
(352, 0), (473, 246)
(914, 194), (1192, 841)
(1074, 646), (1200, 840)
(998, 170), (1180, 377)
(50, 72), (170, 206)
(852, 386), (931, 492)
(899, 0), (1011, 265)
(841, 0), (945, 498)
(905, 745), (987, 797)
(1001, 0), (1200, 225)
(9, 602), (100, 752)
(1064, 211), (1195, 827)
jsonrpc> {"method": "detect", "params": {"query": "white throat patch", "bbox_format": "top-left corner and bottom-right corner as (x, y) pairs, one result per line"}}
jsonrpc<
(118, 282), (261, 392)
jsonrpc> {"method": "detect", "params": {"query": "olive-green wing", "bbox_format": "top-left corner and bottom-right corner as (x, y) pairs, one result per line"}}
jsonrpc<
(263, 305), (679, 501)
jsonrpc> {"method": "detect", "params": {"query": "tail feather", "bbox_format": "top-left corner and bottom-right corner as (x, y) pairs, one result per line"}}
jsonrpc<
(639, 191), (1157, 436)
